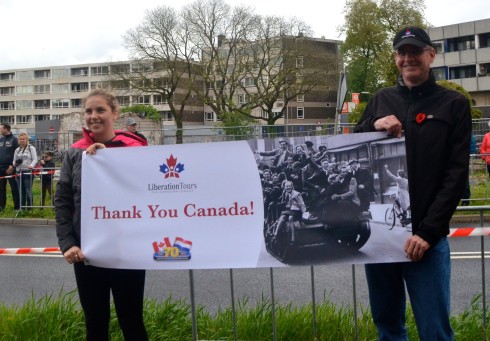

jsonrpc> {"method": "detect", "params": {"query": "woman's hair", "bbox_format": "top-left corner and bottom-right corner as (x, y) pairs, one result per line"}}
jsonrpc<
(18, 132), (29, 141)
(82, 89), (119, 113)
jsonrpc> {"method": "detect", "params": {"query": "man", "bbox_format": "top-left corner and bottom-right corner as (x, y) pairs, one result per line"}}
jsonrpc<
(256, 139), (292, 171)
(348, 159), (376, 215)
(355, 26), (471, 340)
(0, 123), (20, 210)
(126, 118), (147, 141)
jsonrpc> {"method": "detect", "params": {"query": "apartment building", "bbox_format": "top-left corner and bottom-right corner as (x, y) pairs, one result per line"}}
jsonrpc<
(0, 36), (342, 134)
(427, 18), (490, 116)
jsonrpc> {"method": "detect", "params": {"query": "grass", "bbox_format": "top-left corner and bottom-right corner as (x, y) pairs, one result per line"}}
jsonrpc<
(0, 292), (488, 340)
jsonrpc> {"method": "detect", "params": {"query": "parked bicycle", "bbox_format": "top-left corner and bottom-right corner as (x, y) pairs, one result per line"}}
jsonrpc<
(384, 194), (411, 230)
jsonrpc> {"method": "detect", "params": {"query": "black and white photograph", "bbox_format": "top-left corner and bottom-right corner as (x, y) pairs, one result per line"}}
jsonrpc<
(249, 131), (413, 266)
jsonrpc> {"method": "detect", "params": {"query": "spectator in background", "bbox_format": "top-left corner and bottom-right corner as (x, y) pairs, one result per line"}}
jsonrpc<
(13, 132), (37, 209)
(0, 123), (20, 211)
(480, 127), (490, 176)
(38, 151), (55, 207)
(126, 117), (147, 142)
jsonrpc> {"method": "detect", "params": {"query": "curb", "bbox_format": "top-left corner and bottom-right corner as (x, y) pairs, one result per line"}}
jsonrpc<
(0, 218), (56, 226)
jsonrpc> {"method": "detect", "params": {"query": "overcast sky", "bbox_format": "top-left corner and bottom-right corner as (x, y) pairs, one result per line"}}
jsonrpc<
(0, 0), (487, 70)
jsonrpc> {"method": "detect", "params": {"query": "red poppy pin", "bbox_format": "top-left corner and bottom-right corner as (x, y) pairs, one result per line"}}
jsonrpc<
(415, 113), (426, 124)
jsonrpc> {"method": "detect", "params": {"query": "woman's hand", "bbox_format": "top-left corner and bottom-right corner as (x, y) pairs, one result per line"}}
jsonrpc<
(86, 143), (106, 155)
(63, 246), (85, 264)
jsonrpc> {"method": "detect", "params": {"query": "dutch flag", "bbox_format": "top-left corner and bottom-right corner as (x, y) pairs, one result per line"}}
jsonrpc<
(174, 237), (192, 253)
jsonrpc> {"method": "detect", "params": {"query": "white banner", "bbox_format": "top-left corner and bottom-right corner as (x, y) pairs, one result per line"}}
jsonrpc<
(81, 133), (411, 269)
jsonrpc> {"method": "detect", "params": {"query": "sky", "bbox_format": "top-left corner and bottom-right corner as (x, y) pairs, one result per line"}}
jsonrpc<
(0, 0), (488, 70)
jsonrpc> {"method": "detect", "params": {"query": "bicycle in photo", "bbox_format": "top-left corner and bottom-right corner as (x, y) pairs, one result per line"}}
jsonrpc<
(384, 194), (411, 230)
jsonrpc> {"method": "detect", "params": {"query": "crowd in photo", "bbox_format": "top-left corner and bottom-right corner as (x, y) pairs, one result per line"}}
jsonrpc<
(254, 139), (377, 236)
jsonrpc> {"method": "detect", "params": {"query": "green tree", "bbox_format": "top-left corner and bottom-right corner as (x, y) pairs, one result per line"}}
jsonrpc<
(120, 104), (160, 121)
(340, 0), (426, 93)
(437, 80), (483, 119)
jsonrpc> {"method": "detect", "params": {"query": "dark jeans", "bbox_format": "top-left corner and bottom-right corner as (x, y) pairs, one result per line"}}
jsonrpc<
(16, 171), (33, 209)
(41, 179), (53, 206)
(365, 238), (453, 341)
(0, 166), (20, 210)
(74, 263), (148, 341)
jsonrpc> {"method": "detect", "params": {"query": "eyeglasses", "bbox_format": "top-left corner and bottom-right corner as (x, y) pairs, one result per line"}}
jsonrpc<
(395, 47), (432, 57)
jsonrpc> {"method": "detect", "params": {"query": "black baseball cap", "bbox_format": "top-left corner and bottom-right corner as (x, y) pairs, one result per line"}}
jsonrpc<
(393, 26), (433, 49)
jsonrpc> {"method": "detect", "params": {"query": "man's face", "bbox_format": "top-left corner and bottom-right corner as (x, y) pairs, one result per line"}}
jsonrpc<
(395, 44), (435, 87)
(0, 125), (6, 136)
(127, 124), (137, 133)
(279, 142), (287, 150)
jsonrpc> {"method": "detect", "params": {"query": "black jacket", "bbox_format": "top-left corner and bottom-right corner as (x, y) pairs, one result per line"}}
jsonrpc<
(0, 133), (18, 166)
(354, 73), (471, 246)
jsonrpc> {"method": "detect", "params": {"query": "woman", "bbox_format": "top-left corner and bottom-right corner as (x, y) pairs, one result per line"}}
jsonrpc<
(55, 89), (148, 341)
(13, 132), (37, 209)
(480, 129), (490, 176)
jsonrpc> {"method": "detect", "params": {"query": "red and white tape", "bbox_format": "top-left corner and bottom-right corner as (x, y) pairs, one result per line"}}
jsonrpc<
(0, 170), (55, 180)
(0, 247), (60, 255)
(449, 227), (490, 237)
(0, 228), (488, 256)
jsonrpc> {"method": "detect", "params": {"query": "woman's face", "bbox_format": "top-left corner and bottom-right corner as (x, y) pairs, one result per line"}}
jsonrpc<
(84, 95), (117, 137)
(18, 135), (28, 146)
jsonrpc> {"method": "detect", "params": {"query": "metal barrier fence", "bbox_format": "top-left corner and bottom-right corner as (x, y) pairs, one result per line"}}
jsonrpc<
(10, 120), (490, 339)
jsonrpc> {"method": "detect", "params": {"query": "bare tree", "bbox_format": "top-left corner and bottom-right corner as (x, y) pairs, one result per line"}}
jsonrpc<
(121, 6), (201, 144)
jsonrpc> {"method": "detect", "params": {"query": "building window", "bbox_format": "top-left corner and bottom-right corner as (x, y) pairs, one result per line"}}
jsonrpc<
(90, 66), (109, 75)
(34, 100), (50, 109)
(111, 80), (130, 90)
(16, 100), (33, 110)
(296, 56), (304, 68)
(153, 95), (168, 105)
(0, 73), (15, 81)
(71, 67), (88, 77)
(71, 99), (82, 108)
(0, 115), (14, 124)
(51, 115), (61, 120)
(116, 96), (130, 106)
(162, 111), (173, 121)
(52, 68), (70, 79)
(137, 96), (151, 104)
(0, 101), (15, 110)
(432, 67), (447, 81)
(17, 115), (33, 124)
(447, 35), (475, 52)
(35, 114), (50, 121)
(71, 83), (89, 92)
(52, 83), (69, 94)
(432, 40), (444, 54)
(261, 109), (268, 118)
(34, 70), (50, 79)
(238, 94), (248, 104)
(90, 81), (109, 90)
(0, 87), (14, 96)
(449, 65), (476, 79)
(52, 99), (70, 108)
(16, 86), (33, 95)
(204, 112), (216, 122)
(16, 71), (33, 81)
(479, 63), (490, 77)
(297, 94), (304, 102)
(242, 77), (256, 87)
(297, 107), (304, 119)
(34, 84), (50, 94)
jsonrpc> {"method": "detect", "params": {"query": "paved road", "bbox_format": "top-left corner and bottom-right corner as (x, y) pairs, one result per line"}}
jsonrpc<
(1, 222), (489, 315)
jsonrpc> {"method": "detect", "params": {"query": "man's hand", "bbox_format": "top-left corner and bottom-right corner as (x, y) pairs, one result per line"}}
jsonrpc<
(404, 235), (430, 261)
(373, 115), (403, 138)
